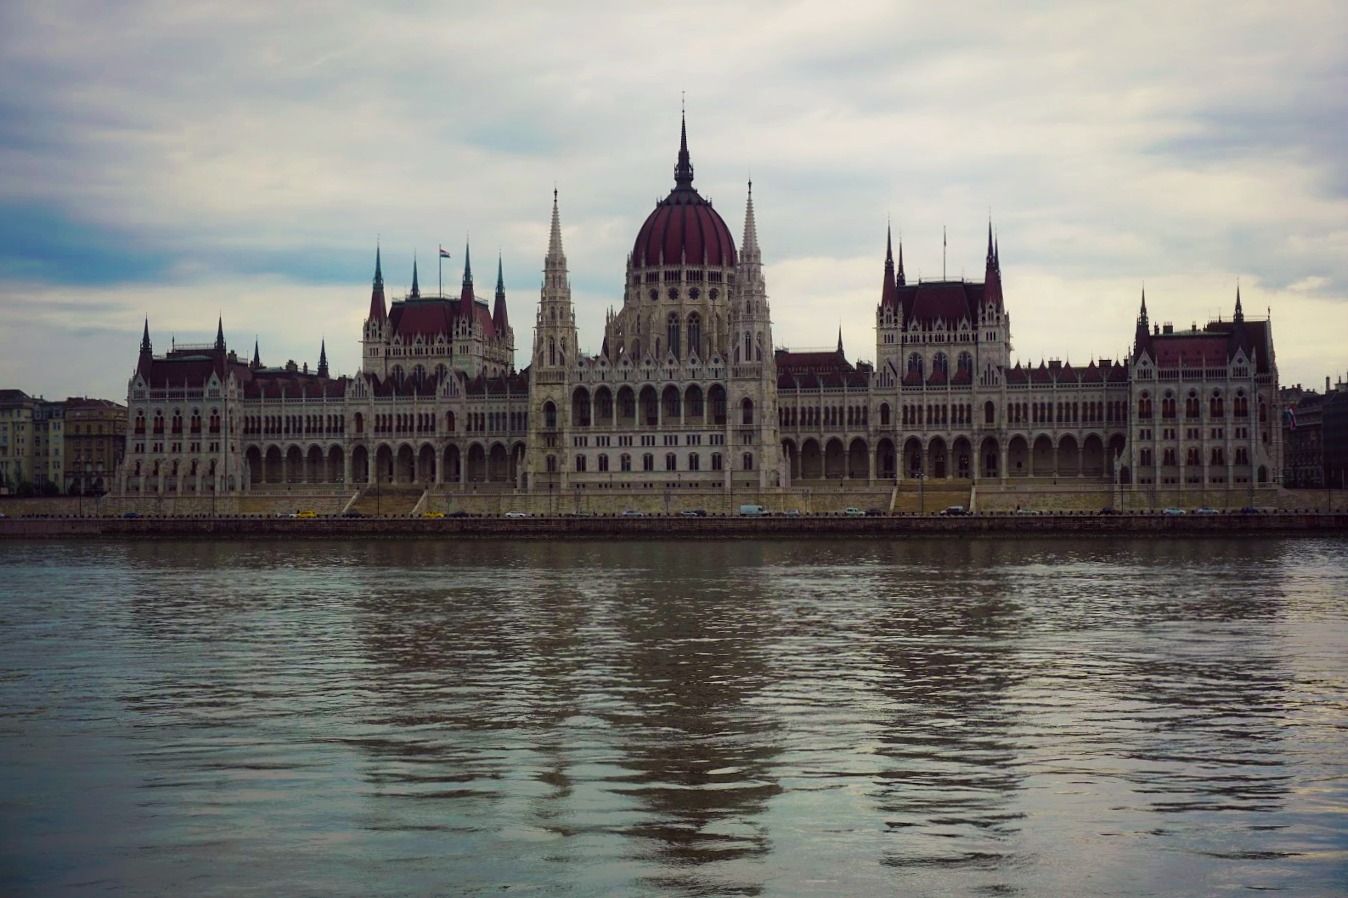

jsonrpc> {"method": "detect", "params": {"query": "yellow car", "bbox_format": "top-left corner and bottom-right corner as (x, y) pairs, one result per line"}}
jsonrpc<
(422, 511), (445, 519)
(296, 510), (318, 519)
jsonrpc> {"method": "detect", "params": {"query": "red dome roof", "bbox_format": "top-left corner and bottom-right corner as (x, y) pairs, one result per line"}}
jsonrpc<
(631, 118), (737, 268)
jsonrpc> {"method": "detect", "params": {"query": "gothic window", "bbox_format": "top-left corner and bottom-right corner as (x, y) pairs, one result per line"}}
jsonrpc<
(548, 337), (557, 366)
(1162, 392), (1176, 419)
(665, 453), (676, 471)
(932, 353), (948, 381)
(1211, 446), (1226, 465)
(667, 312), (681, 359)
(546, 455), (557, 473)
(1210, 391), (1225, 418)
(984, 401), (995, 425)
(598, 454), (609, 472)
(575, 454), (587, 473)
(958, 351), (973, 376)
(687, 313), (702, 358)
(712, 452), (723, 471)
(621, 454), (632, 472)
(880, 403), (891, 427)
(742, 452), (754, 471)
(642, 453), (654, 472)
(1138, 393), (1152, 419)
(907, 353), (924, 380)
(744, 333), (752, 362)
(689, 453), (700, 471)
(543, 401), (557, 429)
(741, 398), (754, 425)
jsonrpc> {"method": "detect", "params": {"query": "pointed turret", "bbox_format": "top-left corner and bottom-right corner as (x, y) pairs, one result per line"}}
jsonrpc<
(252, 338), (261, 368)
(741, 181), (761, 263)
(317, 339), (329, 378)
(1234, 284), (1245, 323)
(492, 254), (509, 333)
(1133, 287), (1152, 357)
(214, 316), (225, 352)
(881, 225), (899, 308)
(140, 318), (152, 354)
(674, 110), (694, 190)
(459, 242), (475, 317)
(983, 222), (1004, 309)
(410, 255), (420, 299)
(897, 239), (906, 287)
(367, 245), (387, 322)
(837, 326), (844, 355)
(547, 188), (566, 266)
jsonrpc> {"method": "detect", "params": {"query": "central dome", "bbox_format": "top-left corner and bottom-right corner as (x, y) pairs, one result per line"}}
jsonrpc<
(631, 119), (737, 268)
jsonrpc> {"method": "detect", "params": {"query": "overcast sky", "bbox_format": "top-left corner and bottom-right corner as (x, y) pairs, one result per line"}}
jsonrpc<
(2, 0), (1345, 403)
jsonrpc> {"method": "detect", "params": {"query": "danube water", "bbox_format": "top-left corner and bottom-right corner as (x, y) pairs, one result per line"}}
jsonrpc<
(1, 536), (1346, 897)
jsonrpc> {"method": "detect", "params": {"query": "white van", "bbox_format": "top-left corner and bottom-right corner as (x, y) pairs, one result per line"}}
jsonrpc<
(738, 504), (768, 517)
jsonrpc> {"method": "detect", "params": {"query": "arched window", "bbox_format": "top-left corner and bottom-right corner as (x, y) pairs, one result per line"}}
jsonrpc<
(741, 398), (754, 425)
(984, 401), (995, 425)
(642, 453), (654, 472)
(1210, 391), (1224, 418)
(1138, 393), (1152, 419)
(932, 352), (948, 381)
(543, 401), (557, 429)
(620, 454), (632, 472)
(575, 454), (587, 473)
(1186, 390), (1200, 418)
(667, 312), (681, 359)
(1162, 392), (1176, 419)
(687, 313), (701, 358)
(742, 452), (754, 471)
(689, 452), (700, 471)
(546, 455), (557, 473)
(665, 453), (677, 471)
(548, 337), (557, 366)
(744, 333), (752, 362)
(444, 411), (455, 431)
(958, 351), (973, 376)
(880, 403), (891, 426)
(907, 353), (924, 380)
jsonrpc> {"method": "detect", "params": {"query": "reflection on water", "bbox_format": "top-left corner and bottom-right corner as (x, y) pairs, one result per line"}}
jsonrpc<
(1, 537), (1346, 896)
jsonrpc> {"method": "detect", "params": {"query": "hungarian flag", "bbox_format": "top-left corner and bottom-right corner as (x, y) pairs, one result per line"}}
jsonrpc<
(439, 247), (451, 259)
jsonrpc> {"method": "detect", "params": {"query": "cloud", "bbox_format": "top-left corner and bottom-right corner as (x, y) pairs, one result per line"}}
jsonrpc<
(1, 0), (1345, 401)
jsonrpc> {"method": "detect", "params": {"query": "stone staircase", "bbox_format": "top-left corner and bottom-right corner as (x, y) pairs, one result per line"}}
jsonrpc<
(345, 485), (427, 517)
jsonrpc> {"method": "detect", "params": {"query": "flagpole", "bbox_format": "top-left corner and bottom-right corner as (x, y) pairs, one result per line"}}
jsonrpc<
(943, 227), (947, 280)
(438, 245), (443, 297)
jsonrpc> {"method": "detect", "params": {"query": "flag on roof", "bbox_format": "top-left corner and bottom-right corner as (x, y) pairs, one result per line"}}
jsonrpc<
(439, 247), (451, 259)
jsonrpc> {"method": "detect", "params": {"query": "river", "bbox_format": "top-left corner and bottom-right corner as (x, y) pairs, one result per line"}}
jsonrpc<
(1, 537), (1345, 896)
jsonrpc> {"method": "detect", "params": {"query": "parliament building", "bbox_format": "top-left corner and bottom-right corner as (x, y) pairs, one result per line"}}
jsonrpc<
(117, 119), (1283, 512)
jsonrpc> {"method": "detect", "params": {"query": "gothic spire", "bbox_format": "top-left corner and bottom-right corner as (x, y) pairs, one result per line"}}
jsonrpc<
(837, 326), (844, 355)
(741, 180), (760, 263)
(410, 255), (420, 299)
(492, 253), (509, 333)
(897, 238), (906, 286)
(674, 110), (694, 190)
(252, 338), (261, 368)
(140, 318), (152, 354)
(214, 316), (225, 352)
(1234, 283), (1245, 322)
(317, 339), (328, 378)
(548, 188), (566, 264)
(882, 224), (899, 307)
(459, 241), (475, 315)
(987, 220), (995, 262)
(368, 244), (387, 322)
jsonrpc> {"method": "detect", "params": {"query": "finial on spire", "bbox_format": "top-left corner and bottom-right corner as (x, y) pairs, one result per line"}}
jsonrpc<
(410, 254), (420, 298)
(140, 318), (152, 354)
(252, 337), (260, 368)
(374, 243), (383, 288)
(837, 325), (844, 355)
(318, 339), (328, 378)
(214, 315), (225, 352)
(1234, 281), (1244, 322)
(461, 241), (473, 287)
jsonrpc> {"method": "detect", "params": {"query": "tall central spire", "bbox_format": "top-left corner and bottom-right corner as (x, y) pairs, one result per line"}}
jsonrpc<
(674, 111), (694, 189)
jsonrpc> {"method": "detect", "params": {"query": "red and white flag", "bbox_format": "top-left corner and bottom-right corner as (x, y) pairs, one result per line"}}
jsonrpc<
(439, 247), (451, 259)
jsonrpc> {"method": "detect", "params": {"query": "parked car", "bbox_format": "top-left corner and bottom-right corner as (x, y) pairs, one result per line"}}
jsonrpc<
(504, 511), (529, 518)
(783, 509), (802, 517)
(1238, 506), (1262, 515)
(1162, 507), (1187, 516)
(738, 504), (768, 516)
(296, 510), (318, 519)
(1098, 506), (1119, 515)
(622, 510), (646, 518)
(421, 511), (445, 518)
(942, 505), (968, 516)
(679, 509), (706, 517)
(1193, 507), (1220, 515)
(448, 510), (472, 517)
(342, 510), (366, 518)
(865, 507), (886, 516)
(122, 511), (142, 518)
(843, 507), (864, 516)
